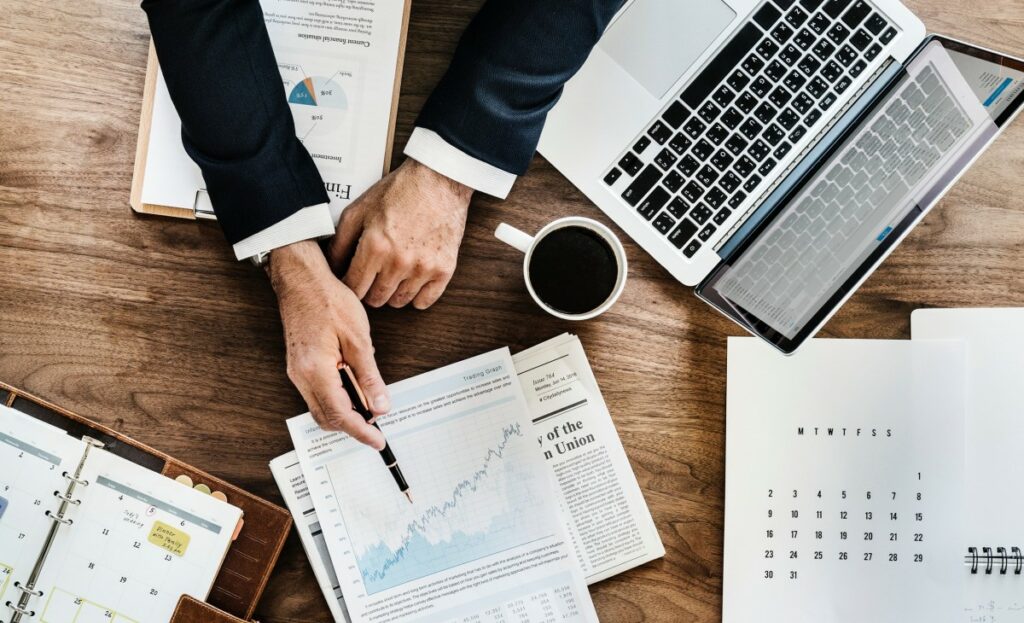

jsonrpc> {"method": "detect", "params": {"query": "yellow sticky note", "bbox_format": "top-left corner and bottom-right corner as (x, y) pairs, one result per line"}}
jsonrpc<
(148, 520), (190, 557)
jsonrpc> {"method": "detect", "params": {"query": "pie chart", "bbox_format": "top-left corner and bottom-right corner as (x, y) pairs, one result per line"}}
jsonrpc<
(288, 76), (348, 109)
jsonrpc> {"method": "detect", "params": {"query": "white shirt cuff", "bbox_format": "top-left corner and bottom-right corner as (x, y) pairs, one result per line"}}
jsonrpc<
(404, 127), (517, 199)
(232, 203), (335, 260)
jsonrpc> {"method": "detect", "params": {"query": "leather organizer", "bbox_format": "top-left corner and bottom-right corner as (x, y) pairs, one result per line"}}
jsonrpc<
(1, 382), (292, 622)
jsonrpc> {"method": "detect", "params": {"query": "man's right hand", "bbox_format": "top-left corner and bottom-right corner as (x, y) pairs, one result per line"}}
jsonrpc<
(268, 240), (390, 449)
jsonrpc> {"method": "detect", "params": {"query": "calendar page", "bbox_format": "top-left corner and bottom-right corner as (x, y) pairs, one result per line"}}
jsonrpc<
(723, 338), (967, 623)
(30, 448), (242, 623)
(0, 406), (87, 619)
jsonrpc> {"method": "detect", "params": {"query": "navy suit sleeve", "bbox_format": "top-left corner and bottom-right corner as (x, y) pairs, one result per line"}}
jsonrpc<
(415, 0), (626, 176)
(141, 0), (328, 245)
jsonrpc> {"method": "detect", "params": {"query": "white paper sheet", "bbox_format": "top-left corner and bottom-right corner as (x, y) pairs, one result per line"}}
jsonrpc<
(723, 338), (967, 623)
(913, 308), (1024, 622)
(288, 348), (597, 623)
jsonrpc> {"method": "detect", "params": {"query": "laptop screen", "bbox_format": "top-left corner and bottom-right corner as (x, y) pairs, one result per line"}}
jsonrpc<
(696, 37), (1024, 353)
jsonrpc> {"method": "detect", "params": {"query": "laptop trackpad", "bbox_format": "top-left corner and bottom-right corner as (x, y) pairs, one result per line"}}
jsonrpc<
(600, 0), (737, 99)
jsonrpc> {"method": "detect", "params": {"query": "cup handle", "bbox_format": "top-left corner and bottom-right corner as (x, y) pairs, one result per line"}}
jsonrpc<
(494, 223), (534, 254)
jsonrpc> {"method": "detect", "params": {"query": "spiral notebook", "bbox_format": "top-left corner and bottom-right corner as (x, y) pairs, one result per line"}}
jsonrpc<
(1, 405), (243, 623)
(912, 308), (1024, 622)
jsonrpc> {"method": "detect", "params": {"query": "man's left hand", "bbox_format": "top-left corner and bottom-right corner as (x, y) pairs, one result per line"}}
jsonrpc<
(327, 159), (473, 309)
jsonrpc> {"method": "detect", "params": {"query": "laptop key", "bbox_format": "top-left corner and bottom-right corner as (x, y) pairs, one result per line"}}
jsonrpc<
(621, 165), (662, 205)
(662, 101), (690, 129)
(822, 0), (852, 19)
(713, 86), (736, 108)
(771, 22), (794, 44)
(812, 39), (836, 61)
(619, 152), (643, 175)
(677, 154), (700, 177)
(780, 44), (802, 66)
(699, 101), (722, 123)
(763, 124), (786, 146)
(827, 22), (850, 45)
(603, 168), (622, 185)
(880, 26), (897, 45)
(683, 239), (702, 258)
(692, 139), (715, 160)
(808, 13), (830, 34)
(820, 91), (838, 111)
(754, 3), (783, 30)
(653, 211), (676, 234)
(728, 190), (747, 208)
(648, 121), (673, 144)
(720, 171), (742, 193)
(766, 60), (787, 81)
(798, 54), (822, 76)
(740, 118), (763, 141)
(769, 86), (792, 108)
(690, 204), (713, 224)
(667, 197), (689, 219)
(663, 171), (685, 192)
(654, 148), (678, 170)
(850, 29), (872, 51)
(864, 13), (887, 35)
(757, 38), (781, 60)
(735, 155), (757, 177)
(633, 136), (652, 154)
(793, 93), (815, 113)
(758, 158), (777, 176)
(714, 207), (734, 225)
(842, 0), (871, 28)
(850, 59), (868, 77)
(774, 0), (796, 9)
(822, 60), (843, 82)
(785, 6), (809, 28)
(835, 75), (853, 94)
(755, 102), (778, 125)
(789, 124), (808, 142)
(865, 42), (882, 61)
(727, 70), (751, 92)
(684, 117), (707, 138)
(749, 139), (771, 161)
(836, 44), (857, 66)
(773, 141), (792, 159)
(743, 174), (763, 192)
(751, 76), (772, 98)
(707, 123), (730, 145)
(681, 22), (762, 108)
(742, 53), (766, 76)
(794, 28), (816, 50)
(669, 132), (692, 154)
(682, 181), (705, 203)
(726, 134), (749, 155)
(721, 107), (745, 129)
(736, 92), (758, 114)
(697, 165), (720, 187)
(800, 0), (825, 11)
(778, 108), (800, 130)
(705, 187), (727, 209)
(637, 186), (671, 219)
(668, 219), (699, 249)
(697, 223), (717, 242)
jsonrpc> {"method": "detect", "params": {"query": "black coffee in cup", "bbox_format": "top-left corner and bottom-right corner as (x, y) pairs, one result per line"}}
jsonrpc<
(528, 226), (620, 316)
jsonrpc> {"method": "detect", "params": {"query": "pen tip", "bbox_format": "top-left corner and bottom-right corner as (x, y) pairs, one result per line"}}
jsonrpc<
(404, 490), (413, 504)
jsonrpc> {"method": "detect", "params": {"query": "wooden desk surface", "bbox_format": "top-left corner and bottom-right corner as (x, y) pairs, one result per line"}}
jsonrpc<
(1, 1), (1022, 621)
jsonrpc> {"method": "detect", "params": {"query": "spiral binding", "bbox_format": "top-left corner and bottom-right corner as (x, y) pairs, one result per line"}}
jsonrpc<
(964, 546), (1024, 575)
(7, 436), (104, 623)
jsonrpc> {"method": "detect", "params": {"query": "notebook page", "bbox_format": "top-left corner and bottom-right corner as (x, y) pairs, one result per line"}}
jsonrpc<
(0, 406), (87, 615)
(723, 338), (966, 623)
(912, 308), (1024, 622)
(29, 448), (242, 623)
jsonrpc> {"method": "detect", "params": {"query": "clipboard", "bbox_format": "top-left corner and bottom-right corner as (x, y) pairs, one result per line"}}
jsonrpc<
(1, 382), (292, 622)
(129, 0), (413, 220)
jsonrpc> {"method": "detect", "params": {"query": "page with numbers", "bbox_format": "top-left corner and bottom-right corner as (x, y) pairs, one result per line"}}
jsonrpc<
(0, 406), (88, 616)
(28, 447), (242, 623)
(723, 338), (967, 623)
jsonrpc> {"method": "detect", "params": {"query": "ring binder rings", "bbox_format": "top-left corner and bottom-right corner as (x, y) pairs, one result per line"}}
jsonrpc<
(964, 546), (1023, 575)
(7, 437), (103, 622)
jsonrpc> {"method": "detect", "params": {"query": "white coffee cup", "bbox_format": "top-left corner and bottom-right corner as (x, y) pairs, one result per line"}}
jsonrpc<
(494, 216), (627, 321)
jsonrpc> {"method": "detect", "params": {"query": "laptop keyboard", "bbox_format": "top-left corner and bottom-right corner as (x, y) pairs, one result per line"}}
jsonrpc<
(603, 0), (898, 259)
(716, 63), (973, 332)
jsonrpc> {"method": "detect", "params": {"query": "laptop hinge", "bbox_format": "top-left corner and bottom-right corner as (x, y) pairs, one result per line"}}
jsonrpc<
(713, 58), (898, 255)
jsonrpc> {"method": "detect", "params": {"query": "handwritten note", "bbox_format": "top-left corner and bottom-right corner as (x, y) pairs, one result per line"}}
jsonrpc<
(147, 520), (190, 557)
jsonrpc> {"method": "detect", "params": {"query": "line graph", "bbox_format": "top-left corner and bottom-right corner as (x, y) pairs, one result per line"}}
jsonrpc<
(331, 406), (552, 594)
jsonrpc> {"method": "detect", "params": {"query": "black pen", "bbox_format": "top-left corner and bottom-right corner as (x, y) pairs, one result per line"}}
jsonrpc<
(339, 365), (412, 503)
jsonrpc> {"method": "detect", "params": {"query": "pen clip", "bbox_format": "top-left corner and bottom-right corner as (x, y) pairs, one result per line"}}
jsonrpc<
(339, 364), (373, 420)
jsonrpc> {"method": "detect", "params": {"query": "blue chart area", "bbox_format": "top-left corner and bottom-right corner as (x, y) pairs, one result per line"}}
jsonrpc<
(288, 76), (348, 109)
(331, 406), (551, 595)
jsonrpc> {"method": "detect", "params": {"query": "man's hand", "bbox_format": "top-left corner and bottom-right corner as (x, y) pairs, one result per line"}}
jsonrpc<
(328, 159), (473, 309)
(269, 240), (390, 448)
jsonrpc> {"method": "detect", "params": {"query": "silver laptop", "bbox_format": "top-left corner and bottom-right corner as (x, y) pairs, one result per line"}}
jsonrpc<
(539, 0), (1024, 353)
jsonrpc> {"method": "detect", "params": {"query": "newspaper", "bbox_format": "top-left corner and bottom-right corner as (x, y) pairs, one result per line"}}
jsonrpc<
(272, 334), (663, 621)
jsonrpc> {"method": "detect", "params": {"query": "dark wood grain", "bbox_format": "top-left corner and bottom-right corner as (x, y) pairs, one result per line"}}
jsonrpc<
(2, 1), (1023, 621)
